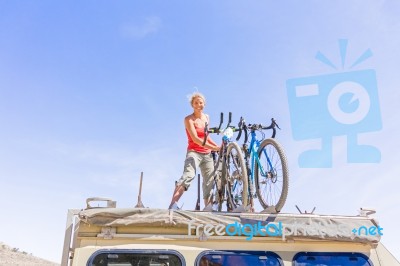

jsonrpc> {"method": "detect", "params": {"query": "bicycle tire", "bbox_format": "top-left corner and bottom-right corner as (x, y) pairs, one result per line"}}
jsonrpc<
(221, 142), (248, 211)
(211, 158), (225, 212)
(218, 156), (228, 212)
(254, 138), (289, 212)
(215, 166), (226, 212)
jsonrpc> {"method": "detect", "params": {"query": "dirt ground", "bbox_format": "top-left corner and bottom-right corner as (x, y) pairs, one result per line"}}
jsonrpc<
(0, 242), (59, 266)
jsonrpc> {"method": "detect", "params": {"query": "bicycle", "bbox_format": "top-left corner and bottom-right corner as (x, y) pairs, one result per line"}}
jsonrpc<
(202, 112), (248, 212)
(237, 117), (289, 213)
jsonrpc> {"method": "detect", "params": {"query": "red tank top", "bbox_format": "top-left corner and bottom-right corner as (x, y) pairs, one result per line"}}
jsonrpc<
(186, 117), (211, 154)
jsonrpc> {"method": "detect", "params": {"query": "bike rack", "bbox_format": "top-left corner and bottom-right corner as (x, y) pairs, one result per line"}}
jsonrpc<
(295, 205), (316, 214)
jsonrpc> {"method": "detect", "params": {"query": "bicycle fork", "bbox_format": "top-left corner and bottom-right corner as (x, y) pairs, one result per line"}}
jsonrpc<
(208, 147), (228, 211)
(242, 144), (255, 211)
(256, 147), (276, 182)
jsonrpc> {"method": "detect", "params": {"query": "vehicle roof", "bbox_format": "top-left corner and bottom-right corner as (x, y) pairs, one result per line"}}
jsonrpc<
(77, 207), (381, 245)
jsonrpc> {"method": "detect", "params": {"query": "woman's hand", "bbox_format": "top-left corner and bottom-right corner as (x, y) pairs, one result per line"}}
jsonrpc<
(210, 144), (220, 152)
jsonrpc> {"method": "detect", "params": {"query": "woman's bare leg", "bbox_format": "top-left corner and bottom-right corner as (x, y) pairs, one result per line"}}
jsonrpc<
(168, 184), (185, 209)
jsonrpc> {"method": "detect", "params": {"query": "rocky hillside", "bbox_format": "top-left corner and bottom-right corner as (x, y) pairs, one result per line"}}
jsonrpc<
(0, 242), (59, 266)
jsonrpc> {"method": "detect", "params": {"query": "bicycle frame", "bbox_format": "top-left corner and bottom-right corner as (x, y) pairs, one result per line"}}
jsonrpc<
(244, 130), (263, 199)
(248, 130), (275, 182)
(237, 118), (281, 210)
(204, 112), (248, 212)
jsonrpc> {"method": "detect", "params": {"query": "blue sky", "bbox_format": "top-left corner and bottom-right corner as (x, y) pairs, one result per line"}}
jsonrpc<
(1, 0), (400, 263)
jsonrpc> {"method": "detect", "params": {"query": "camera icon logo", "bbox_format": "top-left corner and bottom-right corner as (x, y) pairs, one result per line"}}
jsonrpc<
(286, 40), (382, 168)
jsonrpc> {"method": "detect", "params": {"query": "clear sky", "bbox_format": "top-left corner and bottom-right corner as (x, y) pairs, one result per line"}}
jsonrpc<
(1, 0), (399, 263)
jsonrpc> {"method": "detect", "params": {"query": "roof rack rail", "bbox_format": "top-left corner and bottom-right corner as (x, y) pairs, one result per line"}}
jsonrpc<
(86, 197), (116, 209)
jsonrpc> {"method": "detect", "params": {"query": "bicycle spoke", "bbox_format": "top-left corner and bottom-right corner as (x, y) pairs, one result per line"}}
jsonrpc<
(255, 138), (289, 212)
(223, 142), (248, 211)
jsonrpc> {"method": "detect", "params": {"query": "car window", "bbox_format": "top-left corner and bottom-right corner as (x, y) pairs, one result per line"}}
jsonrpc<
(293, 252), (373, 266)
(196, 250), (282, 266)
(88, 250), (185, 266)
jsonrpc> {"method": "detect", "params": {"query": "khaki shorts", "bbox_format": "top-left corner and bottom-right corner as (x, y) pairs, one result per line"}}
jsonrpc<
(176, 151), (215, 200)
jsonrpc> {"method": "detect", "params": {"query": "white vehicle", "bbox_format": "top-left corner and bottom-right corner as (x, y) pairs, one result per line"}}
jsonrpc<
(62, 198), (399, 266)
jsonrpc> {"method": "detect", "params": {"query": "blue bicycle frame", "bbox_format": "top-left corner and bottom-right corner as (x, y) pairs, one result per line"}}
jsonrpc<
(238, 117), (288, 212)
(243, 126), (278, 204)
(249, 131), (276, 178)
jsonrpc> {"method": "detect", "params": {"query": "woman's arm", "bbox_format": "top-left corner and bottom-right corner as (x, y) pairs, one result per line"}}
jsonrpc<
(204, 114), (219, 150)
(185, 116), (219, 151)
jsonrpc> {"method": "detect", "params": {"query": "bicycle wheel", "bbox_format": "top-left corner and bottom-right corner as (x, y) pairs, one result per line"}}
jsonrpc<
(211, 157), (225, 212)
(222, 142), (248, 211)
(255, 138), (289, 212)
(214, 163), (225, 212)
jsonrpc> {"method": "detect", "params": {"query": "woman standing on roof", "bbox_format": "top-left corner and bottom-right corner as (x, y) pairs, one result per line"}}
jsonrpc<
(168, 92), (220, 210)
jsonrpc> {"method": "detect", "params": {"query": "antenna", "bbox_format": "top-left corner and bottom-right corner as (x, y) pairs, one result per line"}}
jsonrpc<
(135, 172), (145, 208)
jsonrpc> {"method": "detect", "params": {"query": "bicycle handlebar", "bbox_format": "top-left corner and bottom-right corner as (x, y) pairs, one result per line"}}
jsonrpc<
(227, 112), (232, 128)
(217, 112), (223, 133)
(202, 112), (224, 146)
(236, 117), (247, 142)
(202, 122), (210, 146)
(202, 112), (240, 146)
(257, 118), (280, 138)
(202, 114), (280, 146)
(236, 117), (281, 143)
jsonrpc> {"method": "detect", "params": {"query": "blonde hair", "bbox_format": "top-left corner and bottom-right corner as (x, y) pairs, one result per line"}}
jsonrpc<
(187, 92), (206, 105)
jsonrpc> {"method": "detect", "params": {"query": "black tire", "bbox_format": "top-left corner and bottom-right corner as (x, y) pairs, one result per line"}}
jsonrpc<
(222, 142), (248, 211)
(255, 138), (289, 212)
(211, 159), (225, 212)
(216, 168), (225, 212)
